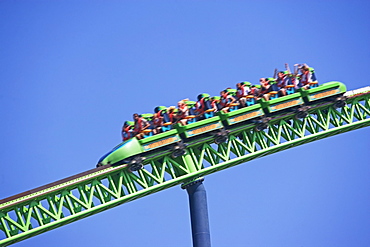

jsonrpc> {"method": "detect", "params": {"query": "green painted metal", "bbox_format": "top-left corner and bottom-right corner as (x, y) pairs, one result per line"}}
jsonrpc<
(219, 103), (264, 125)
(1, 88), (370, 246)
(175, 116), (223, 138)
(98, 129), (183, 166)
(259, 91), (304, 114)
(98, 138), (143, 166)
(140, 129), (181, 152)
(299, 81), (347, 102)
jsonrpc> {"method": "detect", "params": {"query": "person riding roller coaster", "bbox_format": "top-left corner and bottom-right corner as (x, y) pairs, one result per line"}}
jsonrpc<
(211, 96), (222, 112)
(220, 90), (236, 113)
(195, 93), (216, 120)
(236, 81), (252, 107)
(153, 106), (166, 134)
(175, 99), (189, 125)
(258, 78), (272, 101)
(294, 63), (318, 90)
(133, 113), (151, 140)
(121, 121), (134, 141)
(274, 70), (292, 96)
(249, 84), (261, 97)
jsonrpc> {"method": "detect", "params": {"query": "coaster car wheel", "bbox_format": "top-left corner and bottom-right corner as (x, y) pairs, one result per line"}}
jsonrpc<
(128, 156), (145, 172)
(254, 117), (271, 131)
(333, 96), (347, 108)
(294, 106), (311, 119)
(295, 106), (311, 119)
(171, 141), (187, 159)
(214, 129), (229, 144)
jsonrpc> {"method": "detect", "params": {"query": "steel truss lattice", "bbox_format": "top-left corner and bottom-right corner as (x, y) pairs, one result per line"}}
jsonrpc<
(0, 92), (369, 246)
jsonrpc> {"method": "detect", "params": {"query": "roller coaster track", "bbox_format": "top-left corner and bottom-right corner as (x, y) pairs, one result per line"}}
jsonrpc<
(1, 87), (369, 246)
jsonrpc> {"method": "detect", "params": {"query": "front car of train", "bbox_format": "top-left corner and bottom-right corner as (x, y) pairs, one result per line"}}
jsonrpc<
(97, 138), (143, 167)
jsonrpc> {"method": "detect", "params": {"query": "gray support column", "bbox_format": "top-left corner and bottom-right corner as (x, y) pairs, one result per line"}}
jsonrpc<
(182, 178), (211, 247)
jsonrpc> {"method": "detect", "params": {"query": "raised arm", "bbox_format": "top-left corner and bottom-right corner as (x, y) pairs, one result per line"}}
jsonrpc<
(285, 63), (291, 73)
(273, 68), (278, 79)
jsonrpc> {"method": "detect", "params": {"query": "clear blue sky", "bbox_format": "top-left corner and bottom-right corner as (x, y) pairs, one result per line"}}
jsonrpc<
(1, 1), (370, 246)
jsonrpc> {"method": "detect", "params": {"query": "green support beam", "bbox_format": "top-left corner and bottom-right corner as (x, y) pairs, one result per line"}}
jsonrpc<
(0, 90), (369, 246)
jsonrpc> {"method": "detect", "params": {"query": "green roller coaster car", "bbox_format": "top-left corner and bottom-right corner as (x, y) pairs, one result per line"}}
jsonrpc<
(300, 81), (347, 106)
(218, 102), (264, 126)
(97, 129), (182, 169)
(97, 81), (347, 171)
(175, 115), (223, 139)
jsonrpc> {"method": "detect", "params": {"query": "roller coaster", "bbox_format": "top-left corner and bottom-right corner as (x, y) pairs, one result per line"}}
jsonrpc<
(97, 81), (348, 172)
(0, 81), (370, 246)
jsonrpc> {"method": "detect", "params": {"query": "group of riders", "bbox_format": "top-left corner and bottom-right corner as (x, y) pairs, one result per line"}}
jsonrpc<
(122, 63), (318, 141)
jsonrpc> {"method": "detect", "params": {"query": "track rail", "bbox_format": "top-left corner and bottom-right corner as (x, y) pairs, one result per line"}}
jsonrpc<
(1, 87), (369, 246)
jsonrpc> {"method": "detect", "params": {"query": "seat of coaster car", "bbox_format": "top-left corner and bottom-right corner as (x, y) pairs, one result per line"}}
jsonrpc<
(228, 102), (239, 111)
(268, 91), (279, 99)
(198, 94), (216, 119)
(224, 89), (239, 111)
(184, 100), (197, 123)
(245, 95), (256, 106)
(142, 129), (153, 134)
(141, 113), (154, 138)
(161, 109), (175, 131)
(285, 84), (296, 95)
(309, 81), (319, 88)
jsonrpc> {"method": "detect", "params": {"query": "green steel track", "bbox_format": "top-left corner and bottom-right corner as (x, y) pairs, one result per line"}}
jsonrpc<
(1, 89), (370, 246)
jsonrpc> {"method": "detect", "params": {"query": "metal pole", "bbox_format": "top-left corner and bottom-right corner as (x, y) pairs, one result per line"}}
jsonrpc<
(182, 178), (211, 247)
